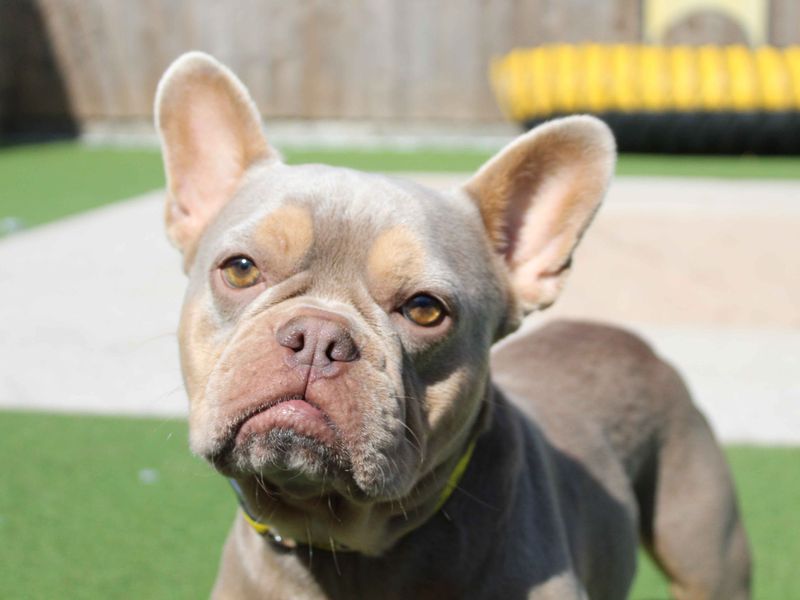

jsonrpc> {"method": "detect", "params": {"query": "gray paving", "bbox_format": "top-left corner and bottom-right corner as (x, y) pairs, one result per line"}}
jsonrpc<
(1, 176), (798, 444)
(0, 194), (186, 417)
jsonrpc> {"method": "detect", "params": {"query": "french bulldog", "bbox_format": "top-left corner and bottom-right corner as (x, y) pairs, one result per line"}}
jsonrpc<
(155, 52), (751, 599)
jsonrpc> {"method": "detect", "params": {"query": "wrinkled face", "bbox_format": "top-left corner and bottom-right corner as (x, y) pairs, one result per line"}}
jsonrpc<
(180, 163), (510, 502)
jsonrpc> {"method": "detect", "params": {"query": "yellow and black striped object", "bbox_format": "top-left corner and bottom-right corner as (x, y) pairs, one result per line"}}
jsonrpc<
(491, 44), (800, 154)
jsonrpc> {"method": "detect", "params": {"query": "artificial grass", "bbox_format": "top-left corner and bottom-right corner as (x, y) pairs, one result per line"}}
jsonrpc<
(0, 411), (797, 599)
(0, 143), (165, 229)
(0, 411), (229, 600)
(1, 142), (800, 232)
(616, 154), (800, 180)
(288, 149), (800, 181)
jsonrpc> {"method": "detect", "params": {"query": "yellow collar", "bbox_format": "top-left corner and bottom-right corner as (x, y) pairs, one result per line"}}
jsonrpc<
(230, 439), (477, 552)
(433, 438), (476, 512)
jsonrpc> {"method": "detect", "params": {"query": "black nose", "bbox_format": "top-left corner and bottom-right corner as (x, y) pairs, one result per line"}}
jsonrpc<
(276, 315), (359, 372)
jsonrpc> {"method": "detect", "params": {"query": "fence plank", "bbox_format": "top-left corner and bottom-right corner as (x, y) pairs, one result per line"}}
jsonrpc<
(771, 0), (800, 47)
(33, 0), (794, 125)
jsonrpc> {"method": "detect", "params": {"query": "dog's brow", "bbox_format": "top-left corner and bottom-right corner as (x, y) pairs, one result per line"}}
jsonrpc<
(366, 225), (426, 296)
(255, 204), (314, 271)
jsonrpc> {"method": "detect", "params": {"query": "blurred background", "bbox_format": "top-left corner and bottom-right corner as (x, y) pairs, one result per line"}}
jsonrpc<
(3, 0), (800, 147)
(1, 1), (798, 598)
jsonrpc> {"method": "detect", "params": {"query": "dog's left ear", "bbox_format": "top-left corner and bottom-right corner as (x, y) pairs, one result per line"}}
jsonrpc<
(155, 52), (278, 261)
(464, 115), (615, 310)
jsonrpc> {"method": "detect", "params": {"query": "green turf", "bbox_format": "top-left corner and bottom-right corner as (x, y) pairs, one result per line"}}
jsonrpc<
(0, 411), (797, 598)
(1, 142), (799, 233)
(0, 411), (230, 600)
(288, 149), (800, 181)
(0, 143), (165, 230)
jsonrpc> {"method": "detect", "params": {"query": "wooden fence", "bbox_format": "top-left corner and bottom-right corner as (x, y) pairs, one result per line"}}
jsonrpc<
(36, 0), (641, 123)
(6, 0), (800, 127)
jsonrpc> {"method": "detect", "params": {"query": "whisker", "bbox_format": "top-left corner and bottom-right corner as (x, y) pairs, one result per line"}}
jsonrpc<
(450, 484), (500, 512)
(329, 535), (341, 576)
(304, 518), (314, 568)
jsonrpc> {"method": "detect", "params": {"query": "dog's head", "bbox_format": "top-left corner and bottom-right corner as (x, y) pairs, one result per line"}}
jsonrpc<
(156, 52), (614, 552)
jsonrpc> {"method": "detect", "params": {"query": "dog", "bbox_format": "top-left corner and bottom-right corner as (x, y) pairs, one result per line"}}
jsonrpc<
(155, 52), (751, 599)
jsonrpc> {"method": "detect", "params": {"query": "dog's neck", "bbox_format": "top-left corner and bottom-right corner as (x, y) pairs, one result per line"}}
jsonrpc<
(229, 437), (477, 553)
(228, 393), (494, 555)
(234, 388), (529, 600)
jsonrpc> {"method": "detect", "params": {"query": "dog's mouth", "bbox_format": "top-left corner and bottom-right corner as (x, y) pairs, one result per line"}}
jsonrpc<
(233, 395), (339, 446)
(210, 395), (352, 486)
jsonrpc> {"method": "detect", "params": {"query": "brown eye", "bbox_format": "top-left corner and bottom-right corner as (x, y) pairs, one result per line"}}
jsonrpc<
(221, 256), (261, 288)
(401, 294), (446, 327)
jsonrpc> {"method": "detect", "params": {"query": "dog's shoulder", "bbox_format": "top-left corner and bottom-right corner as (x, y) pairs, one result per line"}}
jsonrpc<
(491, 319), (689, 468)
(492, 318), (663, 387)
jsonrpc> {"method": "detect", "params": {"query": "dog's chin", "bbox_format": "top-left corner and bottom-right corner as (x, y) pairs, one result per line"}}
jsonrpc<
(211, 430), (414, 502)
(230, 429), (350, 492)
(196, 396), (420, 501)
(204, 432), (415, 503)
(209, 417), (351, 490)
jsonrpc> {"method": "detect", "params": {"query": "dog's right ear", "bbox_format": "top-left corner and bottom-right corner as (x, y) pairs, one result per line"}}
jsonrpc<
(155, 52), (277, 261)
(464, 116), (615, 312)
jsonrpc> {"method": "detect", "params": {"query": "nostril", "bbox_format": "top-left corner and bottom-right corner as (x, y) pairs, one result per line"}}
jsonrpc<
(326, 333), (359, 363)
(324, 340), (337, 362)
(293, 332), (305, 352)
(281, 329), (305, 352)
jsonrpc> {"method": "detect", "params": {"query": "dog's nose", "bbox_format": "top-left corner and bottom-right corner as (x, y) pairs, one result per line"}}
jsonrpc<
(276, 315), (359, 375)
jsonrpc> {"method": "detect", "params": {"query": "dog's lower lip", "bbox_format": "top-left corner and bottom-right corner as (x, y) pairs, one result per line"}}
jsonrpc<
(234, 398), (337, 445)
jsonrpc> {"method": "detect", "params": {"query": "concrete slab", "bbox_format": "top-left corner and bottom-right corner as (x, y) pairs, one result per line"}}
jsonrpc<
(1, 176), (798, 444)
(0, 191), (187, 416)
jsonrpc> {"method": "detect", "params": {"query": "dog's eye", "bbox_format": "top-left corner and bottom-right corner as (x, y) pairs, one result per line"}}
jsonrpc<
(221, 256), (262, 288)
(401, 294), (446, 327)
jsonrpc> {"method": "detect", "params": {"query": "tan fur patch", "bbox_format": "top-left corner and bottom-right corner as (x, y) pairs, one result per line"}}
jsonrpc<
(255, 204), (314, 276)
(366, 226), (426, 302)
(179, 297), (222, 402)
